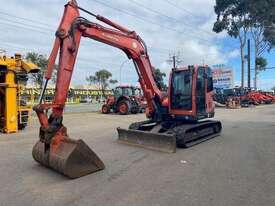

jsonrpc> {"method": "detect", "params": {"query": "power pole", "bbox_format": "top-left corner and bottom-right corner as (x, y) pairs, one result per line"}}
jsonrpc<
(167, 52), (183, 69)
(247, 39), (251, 89)
(172, 55), (176, 68)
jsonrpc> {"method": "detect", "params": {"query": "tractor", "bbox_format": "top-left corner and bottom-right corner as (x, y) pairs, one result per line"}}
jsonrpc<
(101, 85), (146, 115)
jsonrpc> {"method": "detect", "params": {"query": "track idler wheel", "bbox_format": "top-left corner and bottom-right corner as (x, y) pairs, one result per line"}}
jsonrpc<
(32, 126), (105, 178)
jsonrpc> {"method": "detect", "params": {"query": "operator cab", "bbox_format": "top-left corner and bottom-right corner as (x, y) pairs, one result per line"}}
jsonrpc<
(169, 66), (214, 121)
(113, 86), (134, 98)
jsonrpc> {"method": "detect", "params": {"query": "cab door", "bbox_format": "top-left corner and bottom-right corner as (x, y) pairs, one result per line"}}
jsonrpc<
(196, 67), (206, 116)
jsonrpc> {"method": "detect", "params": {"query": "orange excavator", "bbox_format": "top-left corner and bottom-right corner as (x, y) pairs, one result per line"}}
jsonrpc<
(32, 0), (222, 178)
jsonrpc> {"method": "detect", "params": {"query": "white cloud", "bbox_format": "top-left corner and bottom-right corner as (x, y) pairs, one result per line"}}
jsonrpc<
(228, 49), (240, 59)
(0, 0), (237, 85)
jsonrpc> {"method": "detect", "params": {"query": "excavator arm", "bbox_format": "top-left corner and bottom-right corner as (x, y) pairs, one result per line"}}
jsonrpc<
(33, 0), (166, 178)
(36, 0), (164, 128)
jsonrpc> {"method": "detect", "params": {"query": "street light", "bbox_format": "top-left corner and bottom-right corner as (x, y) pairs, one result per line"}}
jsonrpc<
(119, 60), (129, 85)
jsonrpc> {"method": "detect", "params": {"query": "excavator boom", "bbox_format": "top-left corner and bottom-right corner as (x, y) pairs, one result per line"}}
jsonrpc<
(33, 0), (168, 178)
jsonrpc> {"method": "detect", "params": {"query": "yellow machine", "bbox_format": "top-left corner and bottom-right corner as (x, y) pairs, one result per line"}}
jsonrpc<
(0, 53), (39, 133)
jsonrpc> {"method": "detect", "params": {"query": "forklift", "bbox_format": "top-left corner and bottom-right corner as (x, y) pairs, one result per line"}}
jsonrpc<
(0, 53), (39, 133)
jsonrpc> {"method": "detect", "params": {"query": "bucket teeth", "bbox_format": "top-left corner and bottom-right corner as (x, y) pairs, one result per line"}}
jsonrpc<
(32, 138), (105, 178)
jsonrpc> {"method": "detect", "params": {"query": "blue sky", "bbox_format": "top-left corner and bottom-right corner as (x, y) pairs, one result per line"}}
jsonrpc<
(0, 0), (274, 89)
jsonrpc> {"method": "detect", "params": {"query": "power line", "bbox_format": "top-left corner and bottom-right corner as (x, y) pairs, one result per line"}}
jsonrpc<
(0, 28), (169, 57)
(89, 0), (239, 51)
(264, 67), (275, 70)
(89, 0), (192, 36)
(0, 22), (169, 57)
(0, 3), (238, 62)
(0, 43), (27, 52)
(127, 0), (213, 35)
(0, 13), (171, 55)
(0, 39), (133, 68)
(0, 44), (131, 80)
(0, 2), (239, 53)
(97, 0), (211, 41)
(0, 26), (231, 61)
(0, 17), (54, 32)
(3, 42), (115, 68)
(0, 21), (51, 35)
(163, 0), (202, 19)
(126, 0), (240, 51)
(0, 11), (53, 27)
(0, 0), (237, 52)
(1, 40), (248, 80)
(0, 43), (125, 71)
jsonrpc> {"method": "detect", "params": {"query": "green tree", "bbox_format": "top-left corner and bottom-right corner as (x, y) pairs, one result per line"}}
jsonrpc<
(153, 67), (167, 91)
(25, 52), (57, 87)
(247, 0), (275, 50)
(86, 69), (117, 97)
(213, 0), (250, 88)
(213, 0), (275, 89)
(109, 79), (118, 86)
(250, 25), (269, 89)
(256, 57), (267, 70)
(247, 0), (275, 88)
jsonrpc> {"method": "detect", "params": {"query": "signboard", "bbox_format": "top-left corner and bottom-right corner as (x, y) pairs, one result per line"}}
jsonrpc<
(212, 65), (234, 89)
(20, 88), (113, 97)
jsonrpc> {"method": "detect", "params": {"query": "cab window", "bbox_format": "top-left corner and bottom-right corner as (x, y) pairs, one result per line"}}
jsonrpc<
(171, 70), (193, 110)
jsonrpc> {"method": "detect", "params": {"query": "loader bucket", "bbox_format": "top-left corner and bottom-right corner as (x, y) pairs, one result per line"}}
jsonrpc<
(117, 127), (176, 153)
(32, 137), (105, 178)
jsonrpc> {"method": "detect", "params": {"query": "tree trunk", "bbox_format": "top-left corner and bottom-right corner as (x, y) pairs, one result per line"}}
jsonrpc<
(254, 47), (258, 90)
(254, 36), (260, 90)
(101, 83), (105, 99)
(240, 45), (245, 88)
(251, 27), (266, 91)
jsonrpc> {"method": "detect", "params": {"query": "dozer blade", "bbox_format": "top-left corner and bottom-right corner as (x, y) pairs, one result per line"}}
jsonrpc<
(32, 137), (105, 179)
(117, 127), (176, 153)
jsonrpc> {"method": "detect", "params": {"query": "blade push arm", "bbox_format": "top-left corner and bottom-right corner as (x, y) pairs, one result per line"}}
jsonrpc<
(36, 0), (164, 129)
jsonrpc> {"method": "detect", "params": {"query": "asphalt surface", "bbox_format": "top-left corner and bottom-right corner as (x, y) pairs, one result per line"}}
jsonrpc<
(63, 103), (102, 113)
(0, 105), (274, 206)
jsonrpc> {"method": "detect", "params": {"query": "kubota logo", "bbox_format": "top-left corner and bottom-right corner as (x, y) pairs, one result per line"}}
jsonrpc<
(102, 33), (119, 41)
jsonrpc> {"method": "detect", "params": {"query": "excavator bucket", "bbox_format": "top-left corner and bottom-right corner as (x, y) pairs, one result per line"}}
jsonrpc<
(32, 136), (105, 179)
(117, 128), (176, 153)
